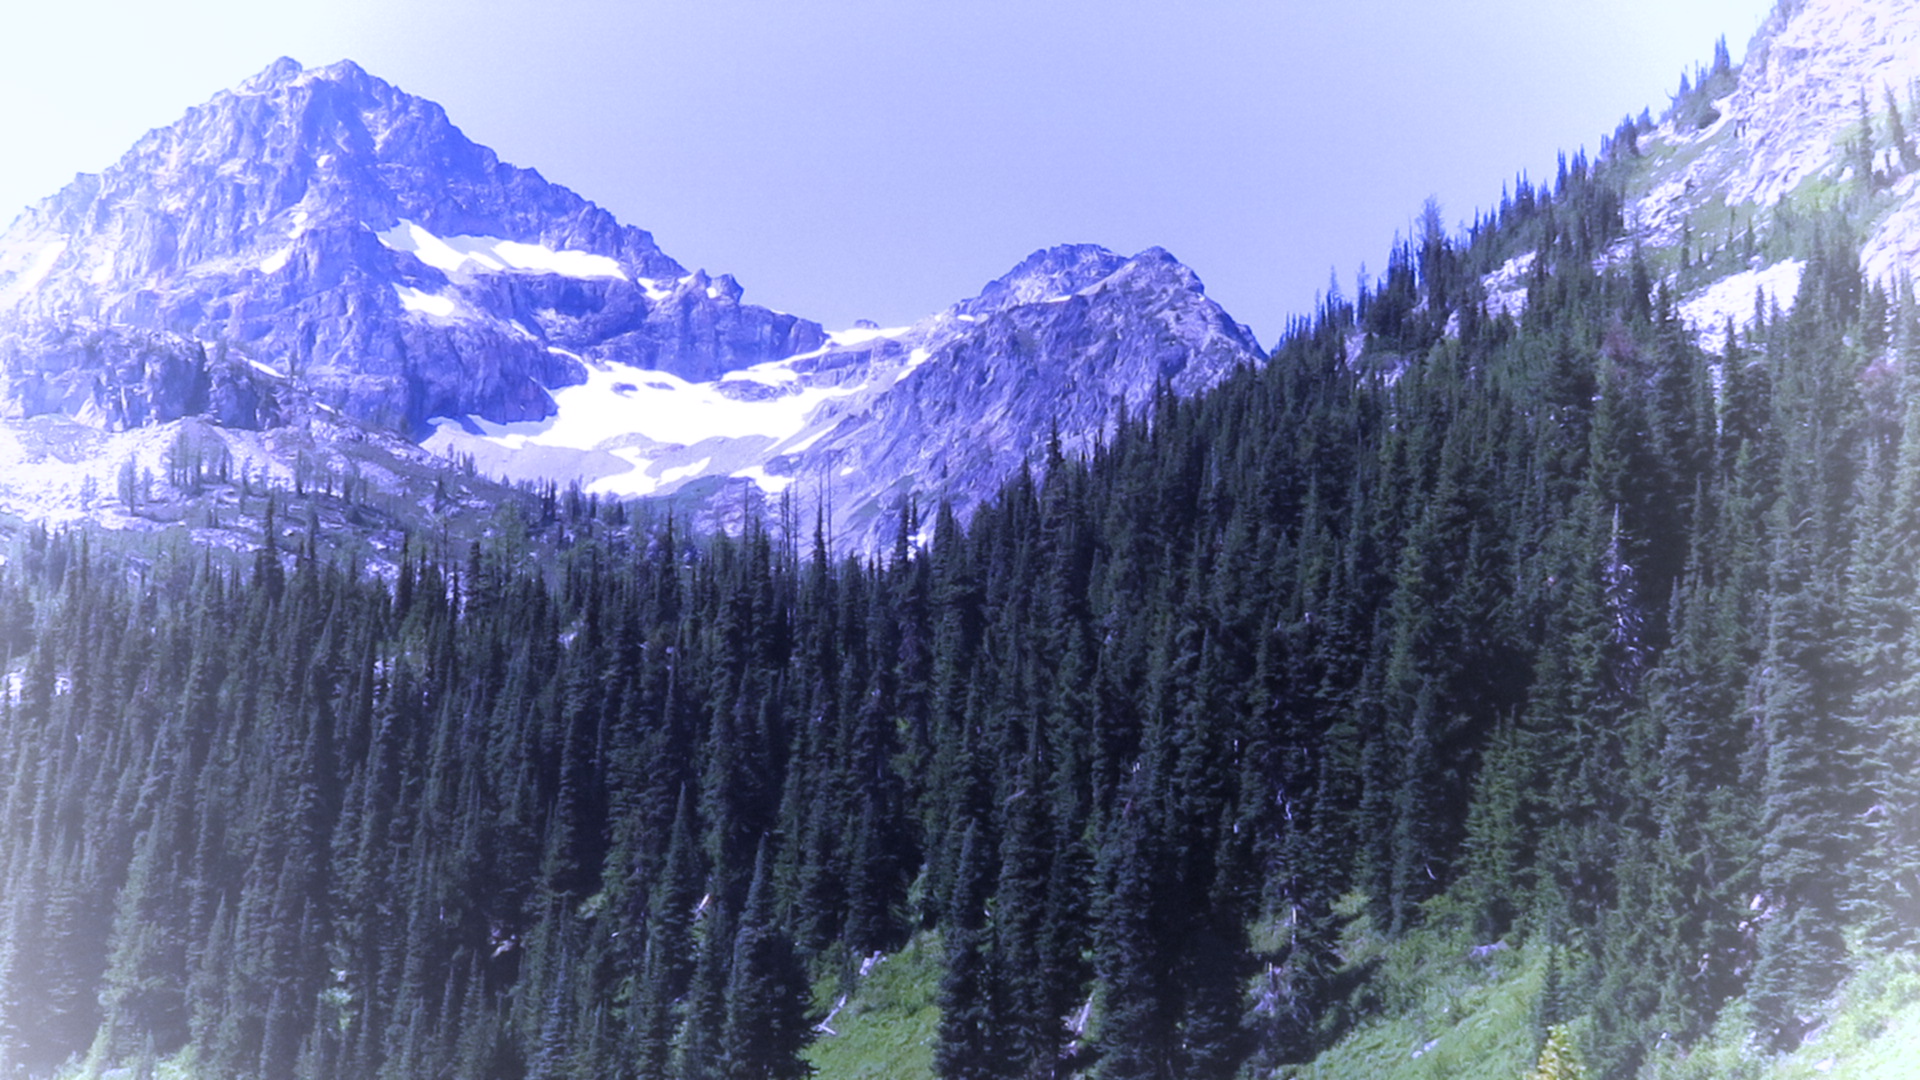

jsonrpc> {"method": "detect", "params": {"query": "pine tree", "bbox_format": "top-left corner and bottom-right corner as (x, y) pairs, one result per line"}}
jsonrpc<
(1887, 85), (1919, 173)
(936, 822), (999, 1080)
(633, 789), (704, 1080)
(1092, 792), (1174, 1080)
(721, 844), (816, 1080)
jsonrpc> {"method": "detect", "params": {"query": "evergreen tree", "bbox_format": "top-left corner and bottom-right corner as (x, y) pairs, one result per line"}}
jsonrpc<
(936, 822), (999, 1080)
(721, 845), (815, 1080)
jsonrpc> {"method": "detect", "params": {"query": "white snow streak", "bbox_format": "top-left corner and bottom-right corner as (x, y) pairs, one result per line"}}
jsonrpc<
(729, 465), (796, 494)
(421, 328), (939, 499)
(376, 220), (626, 281)
(826, 325), (911, 347)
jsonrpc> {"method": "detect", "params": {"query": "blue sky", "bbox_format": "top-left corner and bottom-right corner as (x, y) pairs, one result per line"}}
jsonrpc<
(1, 1), (1775, 341)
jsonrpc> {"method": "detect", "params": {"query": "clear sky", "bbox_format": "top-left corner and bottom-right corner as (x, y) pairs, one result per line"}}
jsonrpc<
(1, 1), (1776, 343)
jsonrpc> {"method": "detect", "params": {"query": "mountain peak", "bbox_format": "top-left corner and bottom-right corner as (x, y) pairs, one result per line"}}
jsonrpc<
(0, 57), (823, 432)
(0, 55), (1264, 556)
(237, 57), (382, 96)
(239, 56), (306, 93)
(955, 243), (1211, 320)
(958, 244), (1128, 316)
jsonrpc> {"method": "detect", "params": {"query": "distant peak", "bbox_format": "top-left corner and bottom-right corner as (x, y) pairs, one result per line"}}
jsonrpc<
(1117, 246), (1202, 290)
(234, 58), (386, 99)
(239, 56), (305, 93)
(954, 243), (1208, 317)
(962, 244), (1126, 312)
(308, 58), (371, 84)
(1002, 243), (1124, 281)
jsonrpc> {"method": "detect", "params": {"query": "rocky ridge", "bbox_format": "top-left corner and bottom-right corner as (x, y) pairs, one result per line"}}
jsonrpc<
(0, 59), (1261, 550)
(422, 242), (1260, 547)
(1487, 0), (1920, 346)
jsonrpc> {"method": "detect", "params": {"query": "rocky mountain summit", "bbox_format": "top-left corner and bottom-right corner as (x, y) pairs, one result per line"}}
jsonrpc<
(0, 58), (822, 435)
(0, 59), (1261, 549)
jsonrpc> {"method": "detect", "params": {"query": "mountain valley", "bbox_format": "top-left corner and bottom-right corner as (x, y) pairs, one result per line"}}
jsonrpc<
(2, 3), (1920, 1080)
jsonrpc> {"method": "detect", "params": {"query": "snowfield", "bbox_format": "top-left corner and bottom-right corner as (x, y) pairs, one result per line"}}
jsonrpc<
(421, 335), (934, 499)
(394, 284), (467, 320)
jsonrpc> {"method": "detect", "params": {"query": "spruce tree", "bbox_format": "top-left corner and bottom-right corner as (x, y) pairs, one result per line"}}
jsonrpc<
(936, 822), (999, 1080)
(721, 844), (815, 1080)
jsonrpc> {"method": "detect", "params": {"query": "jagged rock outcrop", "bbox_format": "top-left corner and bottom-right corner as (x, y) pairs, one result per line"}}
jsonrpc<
(0, 57), (823, 434)
(1624, 0), (1920, 287)
(1466, 0), (1920, 350)
(784, 245), (1261, 542)
(0, 319), (281, 431)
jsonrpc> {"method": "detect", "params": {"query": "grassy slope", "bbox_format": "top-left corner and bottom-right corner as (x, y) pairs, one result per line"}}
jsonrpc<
(806, 934), (942, 1080)
(1293, 910), (1920, 1080)
(789, 897), (1919, 1080)
(1639, 957), (1920, 1080)
(1286, 895), (1545, 1080)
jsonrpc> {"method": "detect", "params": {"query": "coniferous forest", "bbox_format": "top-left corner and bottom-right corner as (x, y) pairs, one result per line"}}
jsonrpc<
(2, 148), (1918, 1080)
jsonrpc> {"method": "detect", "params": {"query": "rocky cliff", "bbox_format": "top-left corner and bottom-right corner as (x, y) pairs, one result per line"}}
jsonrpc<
(0, 58), (824, 435)
(1557, 0), (1920, 342)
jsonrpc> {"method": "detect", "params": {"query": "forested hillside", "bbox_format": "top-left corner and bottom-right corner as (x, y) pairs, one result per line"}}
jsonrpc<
(2, 101), (1916, 1079)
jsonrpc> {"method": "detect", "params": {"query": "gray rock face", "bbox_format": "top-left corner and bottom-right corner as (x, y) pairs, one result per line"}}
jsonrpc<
(0, 58), (824, 434)
(774, 243), (1263, 545)
(954, 244), (1135, 317)
(0, 319), (282, 431)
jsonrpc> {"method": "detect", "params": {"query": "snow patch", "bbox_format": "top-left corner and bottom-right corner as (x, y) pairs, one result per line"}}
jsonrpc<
(259, 247), (292, 275)
(730, 465), (796, 494)
(394, 284), (463, 320)
(376, 219), (626, 281)
(656, 456), (712, 486)
(722, 361), (803, 389)
(422, 345), (900, 499)
(1677, 259), (1803, 351)
(88, 248), (116, 286)
(776, 424), (836, 456)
